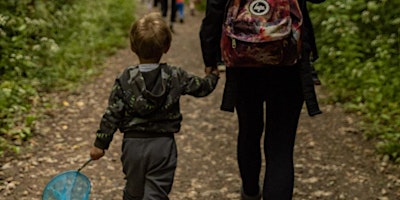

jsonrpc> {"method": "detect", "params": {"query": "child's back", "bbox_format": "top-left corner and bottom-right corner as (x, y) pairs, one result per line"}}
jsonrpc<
(114, 63), (218, 136)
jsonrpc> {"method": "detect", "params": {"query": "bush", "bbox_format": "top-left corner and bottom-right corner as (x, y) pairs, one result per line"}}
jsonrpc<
(0, 0), (135, 155)
(309, 0), (400, 162)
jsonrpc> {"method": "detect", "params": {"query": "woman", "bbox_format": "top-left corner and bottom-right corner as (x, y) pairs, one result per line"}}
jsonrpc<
(199, 0), (324, 199)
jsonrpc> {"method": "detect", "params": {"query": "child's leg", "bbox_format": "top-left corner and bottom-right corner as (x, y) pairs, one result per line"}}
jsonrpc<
(176, 3), (184, 22)
(121, 136), (177, 200)
(121, 138), (146, 199)
(143, 137), (177, 199)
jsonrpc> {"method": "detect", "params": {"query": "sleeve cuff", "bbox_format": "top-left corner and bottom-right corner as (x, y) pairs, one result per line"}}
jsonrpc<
(94, 138), (110, 150)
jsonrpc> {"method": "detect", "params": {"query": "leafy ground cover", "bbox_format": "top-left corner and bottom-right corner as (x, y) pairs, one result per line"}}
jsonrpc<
(0, 0), (135, 154)
(310, 0), (400, 162)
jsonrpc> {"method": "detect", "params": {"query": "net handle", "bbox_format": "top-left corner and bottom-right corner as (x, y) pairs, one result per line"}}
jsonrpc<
(77, 158), (92, 172)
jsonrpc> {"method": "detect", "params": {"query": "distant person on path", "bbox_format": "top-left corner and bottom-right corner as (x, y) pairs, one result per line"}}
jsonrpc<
(153, 0), (160, 7)
(176, 0), (185, 23)
(90, 12), (219, 200)
(189, 0), (196, 16)
(200, 0), (323, 199)
(160, 0), (177, 31)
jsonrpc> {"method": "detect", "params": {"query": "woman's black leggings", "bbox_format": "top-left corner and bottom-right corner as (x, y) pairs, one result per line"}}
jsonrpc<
(234, 66), (304, 200)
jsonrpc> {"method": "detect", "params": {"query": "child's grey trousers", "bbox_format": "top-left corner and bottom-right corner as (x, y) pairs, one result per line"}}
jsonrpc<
(121, 134), (177, 200)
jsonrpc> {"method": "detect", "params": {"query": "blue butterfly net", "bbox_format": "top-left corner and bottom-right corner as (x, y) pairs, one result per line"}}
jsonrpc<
(42, 170), (91, 200)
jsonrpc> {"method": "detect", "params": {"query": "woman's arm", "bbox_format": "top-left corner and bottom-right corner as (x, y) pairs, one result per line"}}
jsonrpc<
(199, 0), (228, 68)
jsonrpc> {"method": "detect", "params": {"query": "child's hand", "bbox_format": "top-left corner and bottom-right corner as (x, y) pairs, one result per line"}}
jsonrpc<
(205, 66), (219, 76)
(211, 68), (220, 77)
(90, 146), (105, 160)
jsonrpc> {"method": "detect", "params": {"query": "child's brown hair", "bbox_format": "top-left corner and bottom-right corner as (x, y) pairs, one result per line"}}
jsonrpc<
(130, 12), (172, 62)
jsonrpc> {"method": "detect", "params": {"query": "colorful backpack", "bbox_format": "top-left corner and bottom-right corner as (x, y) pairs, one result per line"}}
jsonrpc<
(220, 0), (303, 67)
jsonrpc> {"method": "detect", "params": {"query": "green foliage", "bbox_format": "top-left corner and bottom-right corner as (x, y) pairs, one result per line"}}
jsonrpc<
(195, 0), (207, 11)
(310, 0), (400, 162)
(0, 0), (135, 154)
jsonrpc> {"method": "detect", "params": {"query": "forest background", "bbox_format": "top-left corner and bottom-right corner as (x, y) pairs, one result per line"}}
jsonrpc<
(0, 0), (399, 163)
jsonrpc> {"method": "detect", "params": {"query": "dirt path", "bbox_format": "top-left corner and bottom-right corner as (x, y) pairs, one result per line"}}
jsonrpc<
(1, 1), (400, 200)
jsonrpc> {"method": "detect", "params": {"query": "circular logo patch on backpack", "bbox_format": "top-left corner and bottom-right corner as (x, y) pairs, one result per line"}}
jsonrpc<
(249, 0), (270, 16)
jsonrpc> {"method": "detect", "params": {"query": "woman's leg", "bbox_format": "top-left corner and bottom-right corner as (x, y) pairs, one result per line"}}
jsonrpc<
(235, 69), (266, 197)
(263, 66), (304, 200)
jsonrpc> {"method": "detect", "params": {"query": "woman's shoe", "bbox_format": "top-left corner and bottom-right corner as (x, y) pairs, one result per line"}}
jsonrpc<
(241, 187), (261, 200)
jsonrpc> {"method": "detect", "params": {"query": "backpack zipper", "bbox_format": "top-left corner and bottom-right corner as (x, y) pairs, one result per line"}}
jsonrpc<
(232, 38), (236, 48)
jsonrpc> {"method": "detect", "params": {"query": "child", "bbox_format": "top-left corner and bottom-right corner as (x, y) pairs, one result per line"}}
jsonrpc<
(89, 12), (219, 200)
(176, 0), (185, 23)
